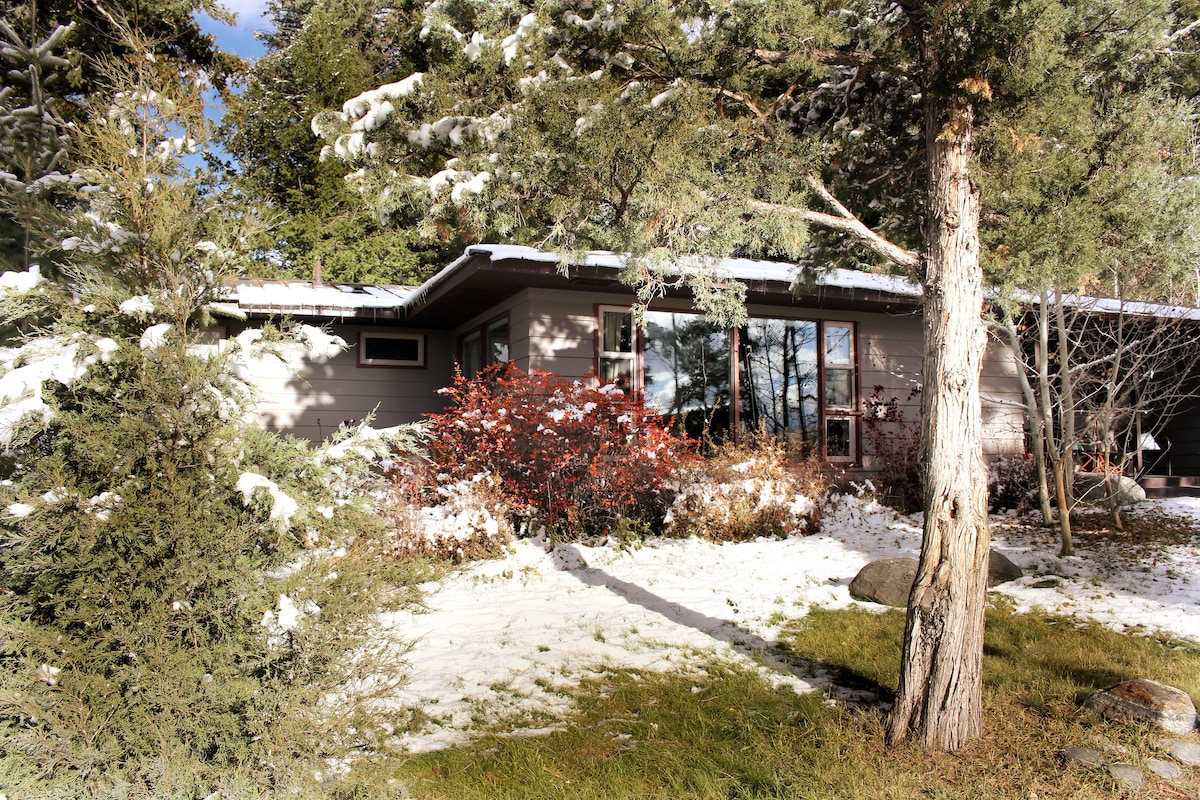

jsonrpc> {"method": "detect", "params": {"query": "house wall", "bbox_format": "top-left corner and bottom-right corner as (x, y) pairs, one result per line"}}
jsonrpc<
(238, 288), (1028, 460)
(502, 291), (1028, 466)
(229, 321), (455, 442)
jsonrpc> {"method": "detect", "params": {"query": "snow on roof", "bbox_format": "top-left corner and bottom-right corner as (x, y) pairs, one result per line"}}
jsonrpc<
(218, 279), (414, 318)
(220, 246), (1200, 322)
(466, 244), (923, 297)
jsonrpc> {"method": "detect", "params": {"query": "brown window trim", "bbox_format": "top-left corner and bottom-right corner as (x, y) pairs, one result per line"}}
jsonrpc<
(592, 309), (862, 466)
(356, 331), (427, 369)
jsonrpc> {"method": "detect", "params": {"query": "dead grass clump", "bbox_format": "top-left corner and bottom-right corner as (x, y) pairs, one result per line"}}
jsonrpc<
(665, 431), (832, 541)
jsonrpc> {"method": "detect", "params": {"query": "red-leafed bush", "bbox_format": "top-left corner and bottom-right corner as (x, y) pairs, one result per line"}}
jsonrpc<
(425, 366), (693, 540)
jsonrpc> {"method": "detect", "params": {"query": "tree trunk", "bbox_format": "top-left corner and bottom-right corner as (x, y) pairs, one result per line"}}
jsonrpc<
(1052, 460), (1073, 556)
(886, 91), (990, 752)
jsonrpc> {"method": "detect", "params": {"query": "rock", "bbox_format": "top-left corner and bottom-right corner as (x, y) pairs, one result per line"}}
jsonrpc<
(849, 558), (916, 607)
(1083, 679), (1197, 734)
(849, 551), (1025, 606)
(987, 551), (1023, 586)
(1031, 578), (1059, 589)
(1086, 734), (1129, 756)
(1059, 745), (1105, 767)
(1073, 472), (1146, 506)
(1159, 738), (1200, 766)
(1107, 763), (1144, 790)
(1147, 759), (1183, 780)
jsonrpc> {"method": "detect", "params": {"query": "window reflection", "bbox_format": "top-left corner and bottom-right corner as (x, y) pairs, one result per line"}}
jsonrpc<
(643, 311), (730, 437)
(739, 319), (819, 448)
(826, 417), (852, 458)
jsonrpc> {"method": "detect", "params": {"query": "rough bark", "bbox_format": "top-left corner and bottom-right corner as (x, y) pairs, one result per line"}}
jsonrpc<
(885, 91), (991, 752)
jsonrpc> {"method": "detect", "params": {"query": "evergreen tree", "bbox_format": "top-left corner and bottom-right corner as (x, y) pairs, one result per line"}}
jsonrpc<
(313, 0), (1200, 749)
(5, 0), (244, 100)
(0, 21), (73, 273)
(0, 38), (422, 797)
(223, 0), (454, 283)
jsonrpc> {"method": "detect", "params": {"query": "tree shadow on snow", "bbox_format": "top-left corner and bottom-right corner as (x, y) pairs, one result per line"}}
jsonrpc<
(548, 543), (889, 706)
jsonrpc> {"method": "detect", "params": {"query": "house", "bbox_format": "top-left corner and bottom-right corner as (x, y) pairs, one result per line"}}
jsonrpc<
(218, 244), (1033, 474)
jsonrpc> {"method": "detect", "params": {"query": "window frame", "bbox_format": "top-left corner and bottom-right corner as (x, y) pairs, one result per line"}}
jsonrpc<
(458, 313), (510, 379)
(357, 331), (427, 369)
(593, 308), (861, 464)
(819, 321), (859, 464)
(595, 304), (643, 390)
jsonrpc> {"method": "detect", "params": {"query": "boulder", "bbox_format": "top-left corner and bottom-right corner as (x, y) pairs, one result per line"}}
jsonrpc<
(849, 557), (916, 607)
(988, 550), (1023, 586)
(1083, 679), (1197, 734)
(1147, 759), (1183, 780)
(1106, 763), (1144, 790)
(850, 551), (1024, 606)
(1073, 472), (1146, 506)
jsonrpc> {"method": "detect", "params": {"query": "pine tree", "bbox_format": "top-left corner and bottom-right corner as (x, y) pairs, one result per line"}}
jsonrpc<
(223, 0), (455, 283)
(0, 21), (72, 272)
(0, 37), (423, 797)
(313, 0), (1200, 750)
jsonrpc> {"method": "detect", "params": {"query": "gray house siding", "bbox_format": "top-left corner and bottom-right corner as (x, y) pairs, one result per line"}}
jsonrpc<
(228, 321), (454, 442)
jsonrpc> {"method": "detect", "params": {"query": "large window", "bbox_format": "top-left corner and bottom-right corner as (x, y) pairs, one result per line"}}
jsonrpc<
(460, 316), (509, 379)
(599, 308), (857, 460)
(739, 319), (819, 446)
(643, 312), (731, 438)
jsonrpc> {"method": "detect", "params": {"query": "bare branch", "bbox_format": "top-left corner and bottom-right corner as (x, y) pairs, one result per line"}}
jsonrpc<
(804, 173), (856, 220)
(1167, 18), (1200, 44)
(736, 194), (922, 271)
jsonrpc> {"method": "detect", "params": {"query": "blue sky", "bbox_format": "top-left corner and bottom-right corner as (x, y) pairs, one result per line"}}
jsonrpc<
(198, 0), (271, 60)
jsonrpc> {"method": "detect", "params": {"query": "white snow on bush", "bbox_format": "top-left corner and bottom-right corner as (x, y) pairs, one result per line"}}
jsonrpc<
(236, 472), (299, 531)
(320, 423), (409, 463)
(119, 295), (156, 317)
(0, 337), (106, 446)
(95, 337), (119, 361)
(295, 324), (346, 359)
(262, 594), (321, 646)
(0, 265), (42, 295)
(501, 12), (540, 64)
(7, 502), (33, 517)
(232, 324), (346, 367)
(139, 322), (172, 350)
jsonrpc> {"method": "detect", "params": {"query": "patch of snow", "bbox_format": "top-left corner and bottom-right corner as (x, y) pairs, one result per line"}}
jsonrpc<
(139, 323), (172, 350)
(119, 295), (156, 317)
(236, 472), (299, 532)
(0, 265), (42, 295)
(376, 493), (1200, 753)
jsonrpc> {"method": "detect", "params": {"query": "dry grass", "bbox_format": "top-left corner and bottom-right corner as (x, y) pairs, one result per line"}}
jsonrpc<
(361, 602), (1200, 799)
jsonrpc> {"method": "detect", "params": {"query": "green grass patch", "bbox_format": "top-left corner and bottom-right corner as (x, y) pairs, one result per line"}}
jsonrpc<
(363, 604), (1200, 799)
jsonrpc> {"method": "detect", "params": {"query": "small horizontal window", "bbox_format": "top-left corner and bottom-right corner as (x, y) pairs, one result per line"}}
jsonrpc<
(358, 332), (425, 368)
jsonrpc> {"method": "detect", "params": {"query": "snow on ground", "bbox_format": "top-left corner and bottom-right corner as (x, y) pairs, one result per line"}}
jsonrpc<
(378, 494), (1200, 753)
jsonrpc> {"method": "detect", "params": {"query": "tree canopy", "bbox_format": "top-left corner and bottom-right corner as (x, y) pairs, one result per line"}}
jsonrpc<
(221, 0), (457, 283)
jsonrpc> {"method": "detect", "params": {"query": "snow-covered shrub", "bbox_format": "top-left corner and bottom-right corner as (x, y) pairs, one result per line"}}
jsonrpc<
(989, 453), (1038, 511)
(0, 48), (426, 798)
(424, 366), (692, 540)
(381, 472), (515, 563)
(665, 432), (827, 541)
